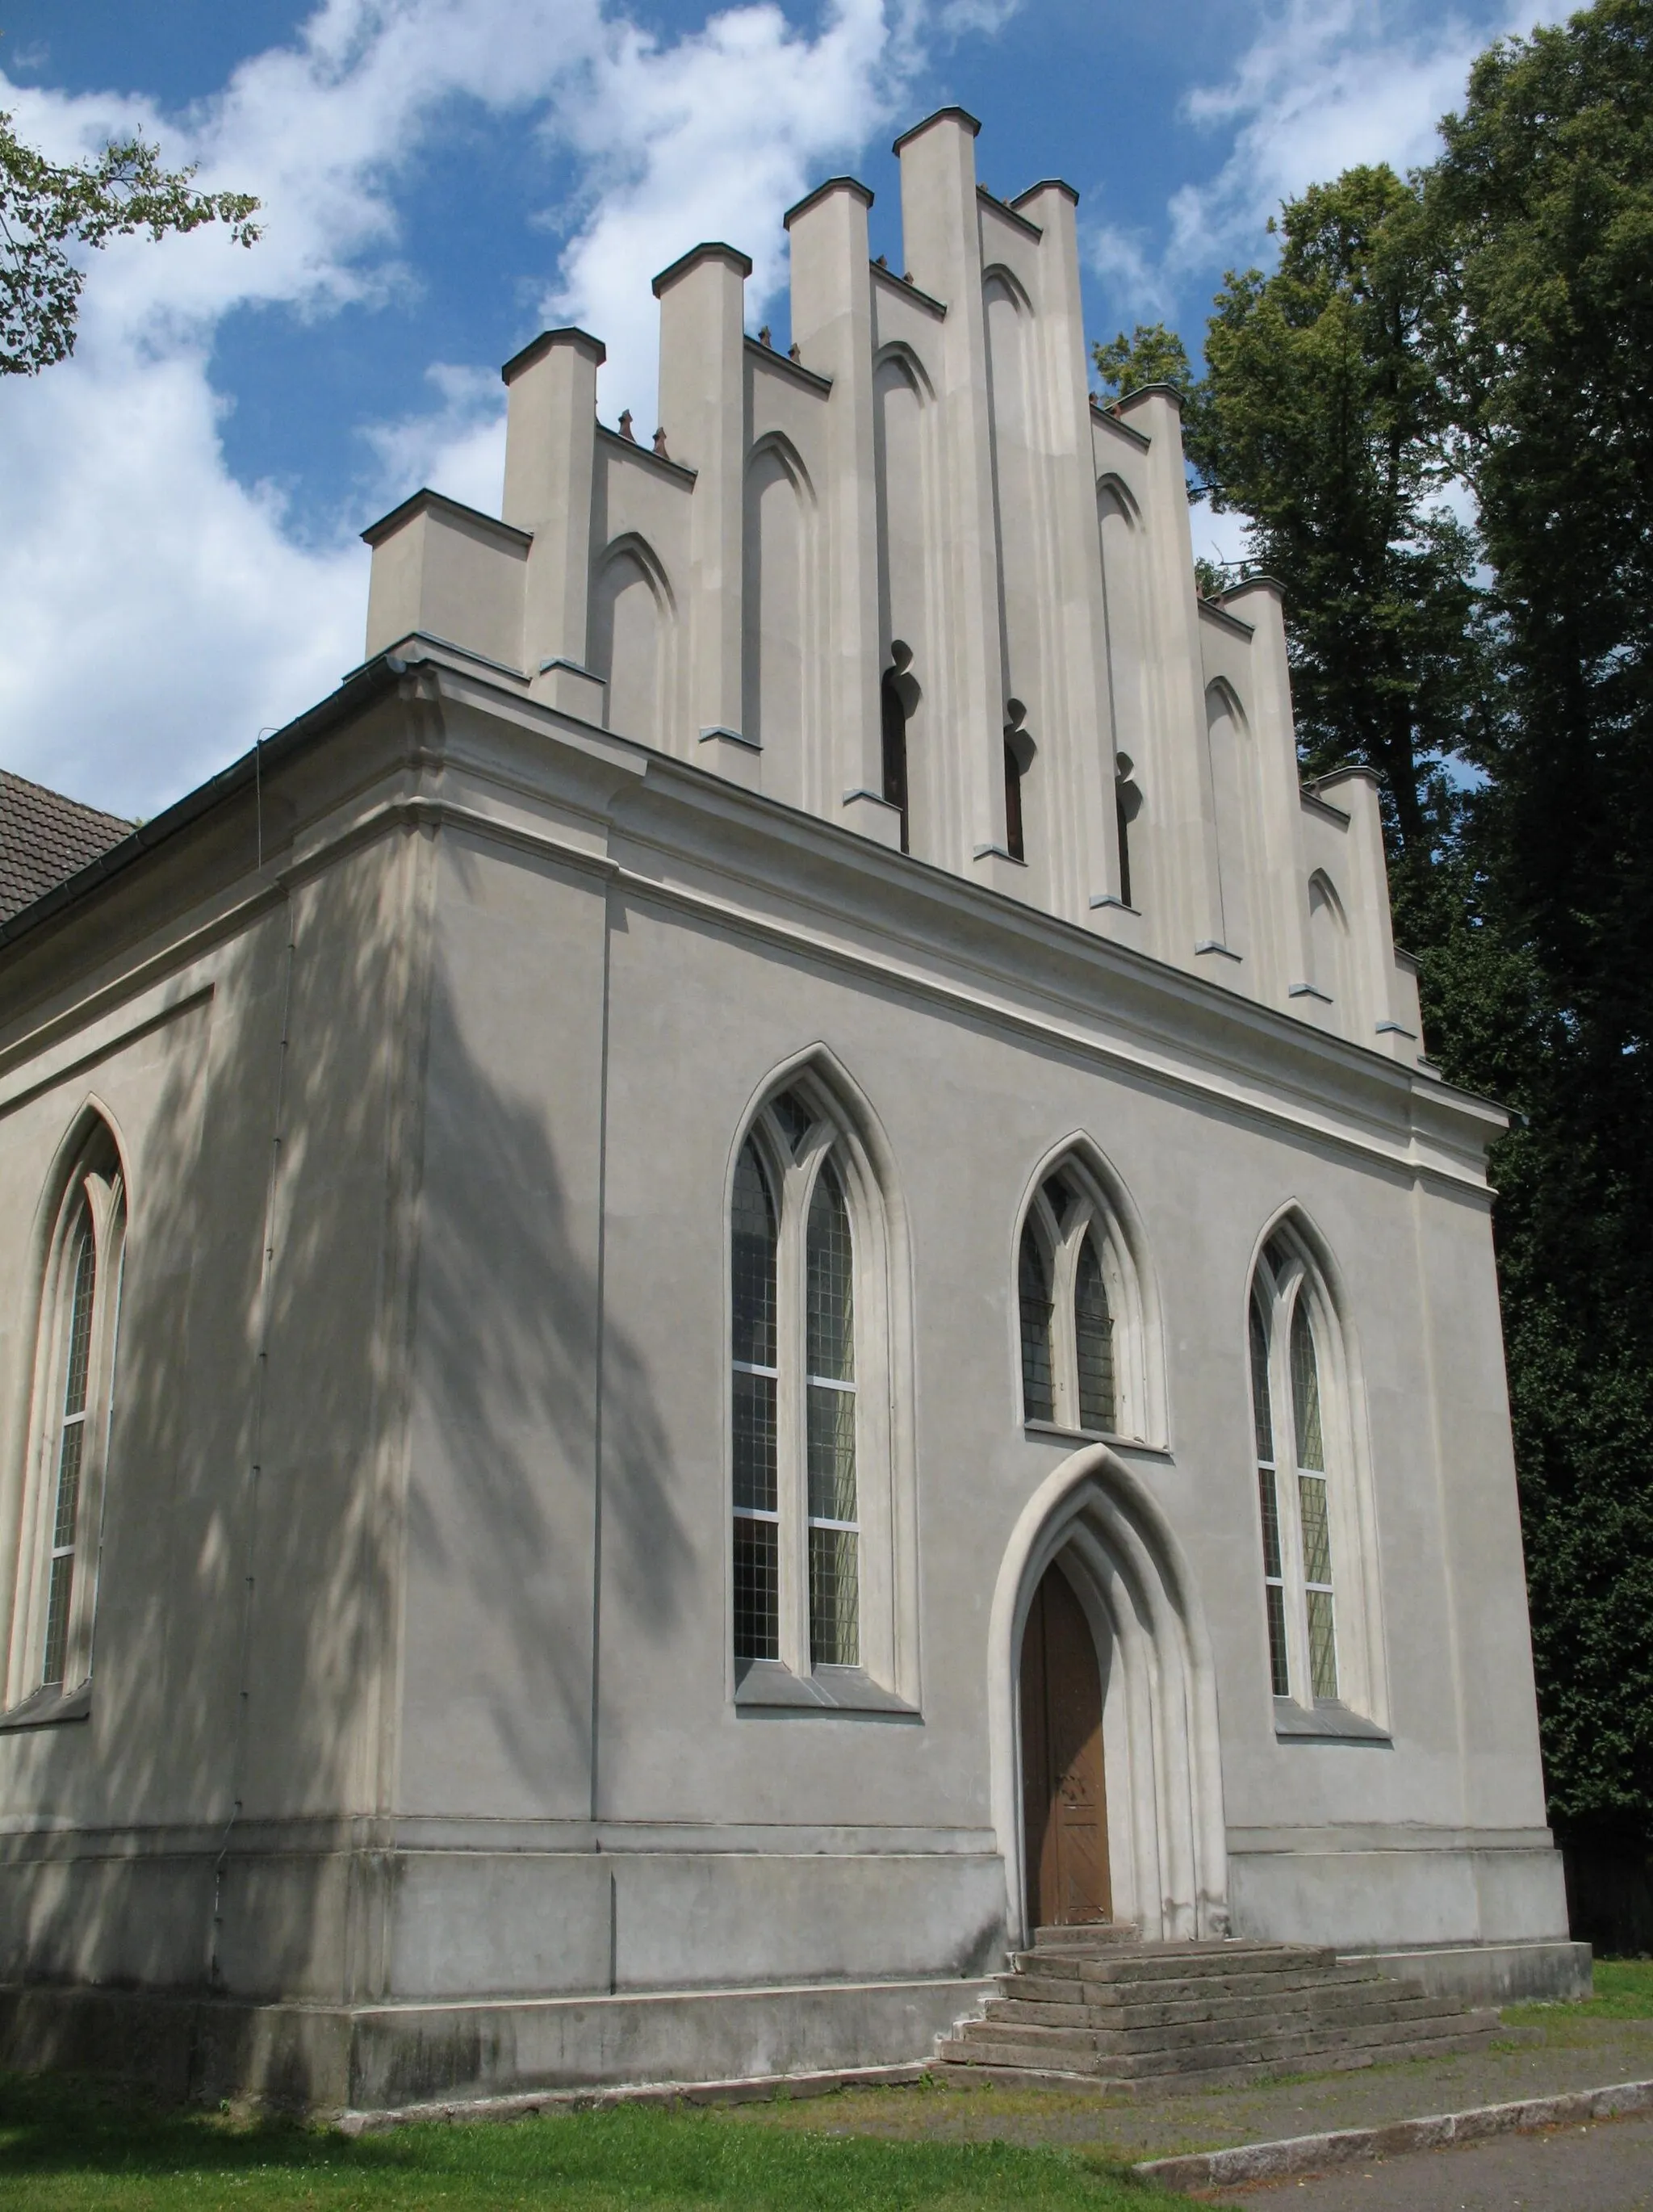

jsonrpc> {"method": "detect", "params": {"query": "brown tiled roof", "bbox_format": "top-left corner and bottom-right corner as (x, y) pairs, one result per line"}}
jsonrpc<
(0, 769), (134, 928)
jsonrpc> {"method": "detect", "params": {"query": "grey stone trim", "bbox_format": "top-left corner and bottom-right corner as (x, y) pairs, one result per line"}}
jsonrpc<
(1195, 940), (1243, 961)
(871, 262), (947, 318)
(1089, 400), (1152, 450)
(734, 1660), (919, 1716)
(1289, 982), (1335, 1003)
(1273, 1698), (1392, 1744)
(976, 185), (1042, 241)
(0, 1680), (90, 1732)
(743, 336), (832, 395)
(1137, 2076), (1653, 2196)
(595, 425), (697, 485)
(698, 725), (760, 752)
(1197, 597), (1254, 641)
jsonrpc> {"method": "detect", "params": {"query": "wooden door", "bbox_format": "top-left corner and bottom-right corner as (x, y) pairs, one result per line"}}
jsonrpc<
(1019, 1562), (1111, 1928)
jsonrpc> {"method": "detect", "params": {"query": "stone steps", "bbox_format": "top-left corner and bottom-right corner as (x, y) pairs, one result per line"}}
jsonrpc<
(935, 1923), (1504, 2093)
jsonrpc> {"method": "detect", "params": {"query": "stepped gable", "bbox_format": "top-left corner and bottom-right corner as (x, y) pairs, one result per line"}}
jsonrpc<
(937, 1926), (1506, 2093)
(0, 769), (133, 926)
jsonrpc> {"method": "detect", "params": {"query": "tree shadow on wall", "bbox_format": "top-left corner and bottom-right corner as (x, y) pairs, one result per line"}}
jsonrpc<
(3, 797), (687, 2084)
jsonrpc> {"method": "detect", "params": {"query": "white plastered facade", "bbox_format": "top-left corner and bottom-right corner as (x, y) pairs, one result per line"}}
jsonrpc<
(0, 109), (1578, 2109)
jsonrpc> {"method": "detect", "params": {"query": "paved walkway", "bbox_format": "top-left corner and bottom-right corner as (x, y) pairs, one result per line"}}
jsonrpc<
(1225, 2108), (1653, 2208)
(732, 2017), (1653, 2164)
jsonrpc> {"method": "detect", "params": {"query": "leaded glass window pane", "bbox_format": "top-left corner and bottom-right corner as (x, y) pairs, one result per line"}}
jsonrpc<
(769, 1089), (814, 1158)
(732, 1370), (777, 1514)
(43, 1204), (94, 1689)
(1249, 1298), (1274, 1463)
(1074, 1231), (1115, 1433)
(1291, 1300), (1324, 1471)
(806, 1163), (854, 1384)
(1019, 1225), (1055, 1423)
(806, 1158), (858, 1665)
(733, 1516), (779, 1661)
(1299, 1472), (1337, 1699)
(808, 1386), (856, 1525)
(1299, 1473), (1332, 1586)
(1264, 1577), (1291, 1699)
(1306, 1587), (1338, 1700)
(731, 1144), (776, 1369)
(809, 1527), (859, 1667)
(1258, 1464), (1284, 1581)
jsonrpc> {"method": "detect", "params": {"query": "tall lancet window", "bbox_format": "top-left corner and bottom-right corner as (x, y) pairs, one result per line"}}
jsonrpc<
(729, 1079), (901, 1695)
(11, 1120), (127, 1711)
(1246, 1226), (1372, 1718)
(731, 1143), (780, 1661)
(1016, 1161), (1140, 1439)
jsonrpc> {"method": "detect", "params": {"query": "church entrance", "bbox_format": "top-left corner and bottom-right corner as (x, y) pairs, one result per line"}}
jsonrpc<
(1019, 1561), (1111, 1928)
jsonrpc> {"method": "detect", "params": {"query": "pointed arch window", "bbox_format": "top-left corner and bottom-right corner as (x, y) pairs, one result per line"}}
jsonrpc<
(1247, 1226), (1383, 1727)
(730, 1079), (910, 1705)
(1017, 1158), (1153, 1442)
(9, 1123), (127, 1714)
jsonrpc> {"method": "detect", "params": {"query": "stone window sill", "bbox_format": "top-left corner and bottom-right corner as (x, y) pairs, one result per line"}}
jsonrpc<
(734, 1660), (919, 1719)
(1023, 1419), (1173, 1461)
(0, 1680), (91, 1733)
(1274, 1697), (1391, 1745)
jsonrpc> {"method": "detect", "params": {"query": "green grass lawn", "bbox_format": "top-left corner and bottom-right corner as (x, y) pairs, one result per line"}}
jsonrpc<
(1504, 1955), (1653, 2025)
(0, 2073), (1174, 2211)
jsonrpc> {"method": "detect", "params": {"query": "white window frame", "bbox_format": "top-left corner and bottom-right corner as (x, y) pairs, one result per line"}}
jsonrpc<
(729, 1073), (905, 1695)
(1248, 1223), (1384, 1724)
(7, 1137), (127, 1710)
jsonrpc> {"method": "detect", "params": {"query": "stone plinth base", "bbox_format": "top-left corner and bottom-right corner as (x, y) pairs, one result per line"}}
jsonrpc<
(0, 1974), (994, 2117)
(1337, 1940), (1592, 2006)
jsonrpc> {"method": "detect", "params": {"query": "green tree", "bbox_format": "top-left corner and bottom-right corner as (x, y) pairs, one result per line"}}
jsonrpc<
(1425, 0), (1653, 1852)
(0, 110), (259, 374)
(1194, 168), (1490, 873)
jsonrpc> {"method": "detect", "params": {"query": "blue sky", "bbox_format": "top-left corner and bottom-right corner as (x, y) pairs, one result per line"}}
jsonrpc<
(0, 0), (1548, 815)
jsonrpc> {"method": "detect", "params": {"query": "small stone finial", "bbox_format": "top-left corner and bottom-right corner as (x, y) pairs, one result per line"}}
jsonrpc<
(652, 426), (669, 457)
(618, 408), (636, 442)
(759, 325), (772, 348)
(902, 270), (914, 284)
(874, 253), (888, 268)
(788, 341), (801, 363)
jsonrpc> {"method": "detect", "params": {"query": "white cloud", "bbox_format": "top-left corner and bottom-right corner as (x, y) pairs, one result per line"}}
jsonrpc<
(360, 363), (508, 517)
(1085, 0), (1567, 323)
(0, 0), (933, 817)
(543, 0), (899, 429)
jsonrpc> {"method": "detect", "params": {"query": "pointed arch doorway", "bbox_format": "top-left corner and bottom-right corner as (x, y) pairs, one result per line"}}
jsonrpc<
(1019, 1561), (1111, 1928)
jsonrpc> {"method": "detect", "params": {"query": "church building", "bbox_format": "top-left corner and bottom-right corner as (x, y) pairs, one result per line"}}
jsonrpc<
(0, 109), (1581, 2112)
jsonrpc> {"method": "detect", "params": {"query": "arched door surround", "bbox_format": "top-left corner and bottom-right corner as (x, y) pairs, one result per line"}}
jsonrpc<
(990, 1443), (1228, 1946)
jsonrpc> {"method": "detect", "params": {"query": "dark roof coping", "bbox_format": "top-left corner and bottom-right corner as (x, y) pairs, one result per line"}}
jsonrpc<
(0, 658), (403, 957)
(360, 487), (533, 552)
(500, 327), (605, 385)
(976, 184), (1041, 240)
(651, 242), (753, 298)
(743, 334), (832, 395)
(1011, 178), (1080, 209)
(892, 106), (981, 156)
(783, 175), (873, 229)
(1116, 381), (1186, 413)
